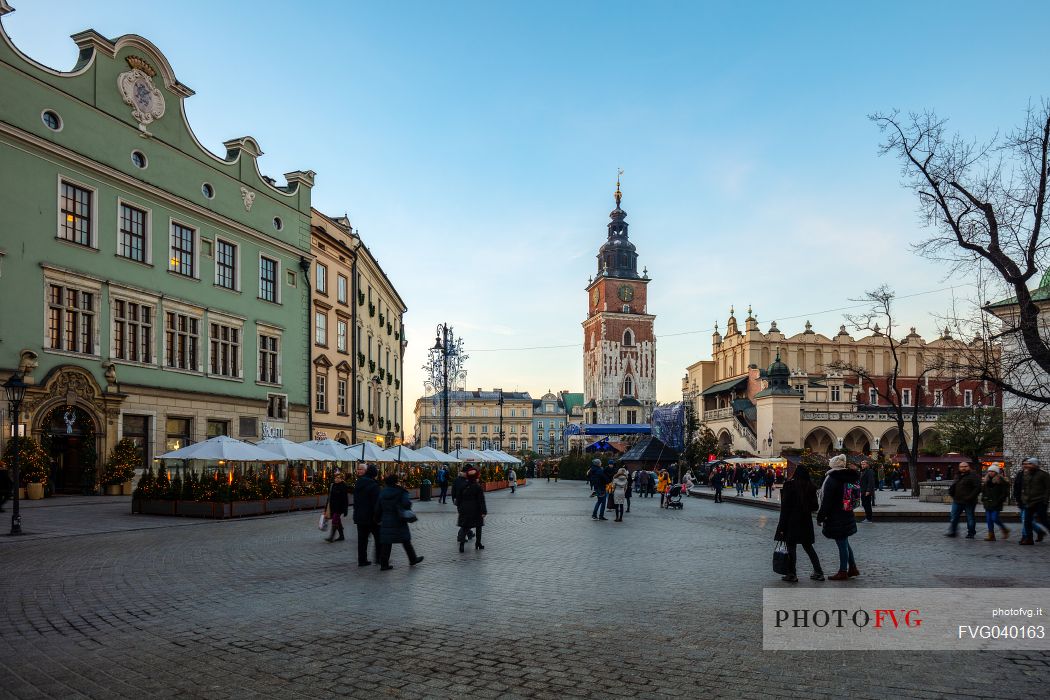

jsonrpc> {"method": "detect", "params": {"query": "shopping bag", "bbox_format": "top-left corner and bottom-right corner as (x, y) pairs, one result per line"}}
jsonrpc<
(318, 511), (329, 531)
(772, 540), (791, 575)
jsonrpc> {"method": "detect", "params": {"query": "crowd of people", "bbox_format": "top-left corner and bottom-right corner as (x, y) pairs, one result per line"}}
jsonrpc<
(945, 456), (1048, 544)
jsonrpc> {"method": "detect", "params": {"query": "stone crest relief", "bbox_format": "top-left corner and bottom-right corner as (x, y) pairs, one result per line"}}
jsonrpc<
(240, 186), (256, 211)
(117, 55), (166, 136)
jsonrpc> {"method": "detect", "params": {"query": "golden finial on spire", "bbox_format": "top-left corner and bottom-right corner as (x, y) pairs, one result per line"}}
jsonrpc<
(615, 168), (623, 207)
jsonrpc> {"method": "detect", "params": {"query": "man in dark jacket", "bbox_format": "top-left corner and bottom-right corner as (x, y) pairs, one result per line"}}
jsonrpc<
(946, 461), (981, 538)
(1018, 457), (1049, 545)
(451, 470), (467, 505)
(325, 470), (350, 543)
(436, 466), (450, 504)
(710, 468), (724, 503)
(588, 459), (609, 520)
(351, 464), (381, 566)
(859, 460), (877, 523)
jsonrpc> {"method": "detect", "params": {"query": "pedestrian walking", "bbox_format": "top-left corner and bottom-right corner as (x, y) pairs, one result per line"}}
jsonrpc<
(375, 473), (423, 570)
(876, 465), (886, 491)
(624, 469), (633, 513)
(612, 467), (629, 521)
(657, 469), (671, 508)
(981, 466), (1010, 541)
(774, 465), (824, 582)
(0, 464), (11, 512)
(750, 468), (761, 498)
(352, 464), (381, 566)
(456, 467), (487, 551)
(1017, 457), (1049, 545)
(762, 468), (774, 499)
(325, 470), (349, 543)
(637, 469), (650, 498)
(589, 459), (610, 520)
(945, 461), (981, 538)
(816, 454), (861, 581)
(682, 470), (695, 494)
(859, 460), (876, 523)
(711, 468), (724, 503)
(451, 469), (467, 505)
(436, 465), (450, 504)
(507, 466), (517, 494)
(735, 466), (746, 496)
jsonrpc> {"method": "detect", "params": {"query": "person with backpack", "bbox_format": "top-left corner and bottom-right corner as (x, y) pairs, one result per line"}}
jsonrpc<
(859, 460), (877, 523)
(775, 465), (824, 582)
(945, 461), (981, 539)
(374, 473), (423, 570)
(588, 459), (609, 520)
(436, 465), (450, 504)
(816, 454), (860, 581)
(981, 466), (1010, 541)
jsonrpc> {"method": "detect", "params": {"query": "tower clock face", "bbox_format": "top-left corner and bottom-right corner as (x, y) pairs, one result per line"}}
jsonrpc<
(591, 288), (599, 305)
(618, 285), (634, 302)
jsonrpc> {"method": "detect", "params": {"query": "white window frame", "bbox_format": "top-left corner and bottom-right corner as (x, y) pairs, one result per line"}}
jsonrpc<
(168, 218), (200, 279)
(934, 389), (943, 407)
(316, 262), (328, 294)
(337, 378), (347, 415)
(316, 373), (328, 412)
(901, 388), (912, 407)
(315, 311), (328, 346)
(337, 319), (348, 353)
(116, 198), (152, 265)
(214, 237), (240, 291)
(56, 175), (98, 249)
(266, 392), (288, 422)
(830, 385), (841, 402)
(337, 274), (348, 304)
(869, 388), (878, 405)
(258, 253), (281, 303)
(964, 389), (973, 407)
(207, 313), (244, 381)
(42, 269), (102, 358)
(257, 326), (282, 386)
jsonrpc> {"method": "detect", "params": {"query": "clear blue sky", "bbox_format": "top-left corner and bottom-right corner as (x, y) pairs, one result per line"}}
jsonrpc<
(6, 1), (1049, 431)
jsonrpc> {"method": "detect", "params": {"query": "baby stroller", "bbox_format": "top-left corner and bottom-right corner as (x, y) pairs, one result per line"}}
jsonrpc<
(664, 484), (684, 510)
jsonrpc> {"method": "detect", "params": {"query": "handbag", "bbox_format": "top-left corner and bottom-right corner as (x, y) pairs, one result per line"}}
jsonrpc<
(772, 540), (792, 575)
(398, 507), (418, 524)
(318, 511), (329, 531)
(606, 492), (615, 509)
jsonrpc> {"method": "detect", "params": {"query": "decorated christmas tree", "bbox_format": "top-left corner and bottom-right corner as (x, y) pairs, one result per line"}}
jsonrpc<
(102, 438), (140, 486)
(1, 436), (50, 487)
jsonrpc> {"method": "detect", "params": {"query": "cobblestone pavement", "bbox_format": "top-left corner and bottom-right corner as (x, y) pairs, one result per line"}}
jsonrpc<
(1, 481), (1048, 699)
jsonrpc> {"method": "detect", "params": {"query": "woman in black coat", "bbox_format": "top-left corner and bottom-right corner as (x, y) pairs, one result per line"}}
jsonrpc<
(456, 467), (487, 552)
(374, 474), (423, 570)
(774, 466), (823, 582)
(816, 455), (860, 581)
(325, 470), (349, 543)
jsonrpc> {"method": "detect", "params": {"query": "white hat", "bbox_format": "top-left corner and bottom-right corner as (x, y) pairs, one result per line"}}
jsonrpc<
(986, 465), (1001, 474)
(828, 454), (847, 469)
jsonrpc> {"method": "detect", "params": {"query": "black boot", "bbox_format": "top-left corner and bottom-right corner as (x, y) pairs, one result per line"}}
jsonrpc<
(475, 528), (484, 550)
(335, 525), (345, 541)
(459, 540), (465, 553)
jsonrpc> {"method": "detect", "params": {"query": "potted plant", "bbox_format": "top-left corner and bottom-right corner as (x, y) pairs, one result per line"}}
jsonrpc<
(102, 439), (139, 496)
(3, 436), (49, 500)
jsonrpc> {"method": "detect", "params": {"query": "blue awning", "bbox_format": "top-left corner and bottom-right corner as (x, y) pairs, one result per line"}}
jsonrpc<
(578, 424), (652, 435)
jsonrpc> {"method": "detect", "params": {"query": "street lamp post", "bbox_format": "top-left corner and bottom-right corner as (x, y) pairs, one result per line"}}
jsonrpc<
(496, 388), (504, 452)
(4, 372), (28, 536)
(424, 323), (467, 454)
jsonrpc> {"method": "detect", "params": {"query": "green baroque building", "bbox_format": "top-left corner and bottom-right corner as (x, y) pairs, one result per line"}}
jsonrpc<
(0, 3), (314, 491)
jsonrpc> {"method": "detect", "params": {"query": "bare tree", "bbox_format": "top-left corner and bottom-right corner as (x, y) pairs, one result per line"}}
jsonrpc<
(872, 106), (1050, 406)
(828, 286), (944, 496)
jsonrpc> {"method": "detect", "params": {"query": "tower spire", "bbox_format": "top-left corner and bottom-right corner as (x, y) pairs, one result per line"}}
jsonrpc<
(615, 168), (623, 208)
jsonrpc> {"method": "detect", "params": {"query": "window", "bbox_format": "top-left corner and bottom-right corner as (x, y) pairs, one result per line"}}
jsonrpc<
(272, 217), (283, 231)
(520, 440), (527, 451)
(469, 439), (477, 450)
(205, 421), (228, 438)
(510, 438), (518, 450)
(60, 181), (92, 246)
(337, 275), (348, 304)
(259, 333), (280, 384)
(469, 424), (476, 433)
(239, 417), (258, 438)
(131, 150), (147, 169)
(47, 284), (95, 354)
(901, 388), (912, 407)
(165, 311), (200, 370)
(118, 203), (148, 262)
(482, 425), (489, 433)
(202, 183), (214, 199)
(259, 256), (278, 302)
(316, 263), (328, 294)
(266, 393), (288, 421)
(626, 410), (637, 424)
(869, 388), (878, 405)
(42, 110), (61, 130)
(169, 222), (195, 277)
(216, 239), (237, 290)
(337, 379), (347, 414)
(830, 385), (841, 402)
(624, 376), (633, 396)
(315, 312), (327, 346)
(165, 417), (192, 451)
(337, 320), (347, 352)
(934, 390), (943, 407)
(209, 322), (240, 378)
(455, 424), (462, 434)
(316, 374), (327, 412)
(118, 415), (150, 474)
(113, 299), (152, 363)
(964, 389), (973, 407)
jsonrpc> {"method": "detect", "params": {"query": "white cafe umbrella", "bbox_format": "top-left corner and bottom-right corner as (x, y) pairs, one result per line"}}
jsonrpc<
(347, 441), (397, 462)
(254, 437), (331, 461)
(478, 449), (512, 463)
(453, 447), (491, 463)
(413, 446), (461, 463)
(158, 435), (282, 462)
(493, 450), (522, 465)
(299, 439), (356, 461)
(382, 445), (430, 463)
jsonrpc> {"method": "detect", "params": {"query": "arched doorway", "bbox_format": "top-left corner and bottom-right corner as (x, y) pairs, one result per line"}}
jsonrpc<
(843, 427), (872, 455)
(717, 430), (733, 453)
(39, 404), (99, 494)
(881, 428), (905, 455)
(804, 428), (835, 455)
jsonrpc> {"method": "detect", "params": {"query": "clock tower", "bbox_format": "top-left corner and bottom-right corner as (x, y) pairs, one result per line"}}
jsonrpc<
(582, 178), (656, 426)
